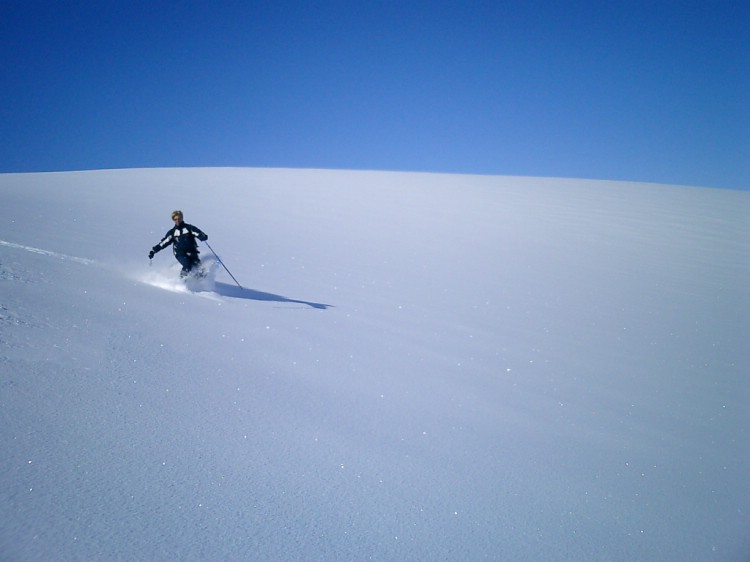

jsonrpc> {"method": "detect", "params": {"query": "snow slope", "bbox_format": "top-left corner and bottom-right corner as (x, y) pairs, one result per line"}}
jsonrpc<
(1, 168), (748, 561)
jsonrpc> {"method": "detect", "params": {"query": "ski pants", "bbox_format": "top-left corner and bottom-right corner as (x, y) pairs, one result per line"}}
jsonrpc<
(176, 252), (200, 276)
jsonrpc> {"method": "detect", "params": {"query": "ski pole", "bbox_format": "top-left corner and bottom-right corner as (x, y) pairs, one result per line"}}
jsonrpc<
(204, 241), (244, 290)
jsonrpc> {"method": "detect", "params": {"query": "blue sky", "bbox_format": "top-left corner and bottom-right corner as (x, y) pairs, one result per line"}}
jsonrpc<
(1, 1), (748, 189)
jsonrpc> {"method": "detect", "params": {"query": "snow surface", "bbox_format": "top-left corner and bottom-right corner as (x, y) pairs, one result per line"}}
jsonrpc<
(1, 168), (748, 561)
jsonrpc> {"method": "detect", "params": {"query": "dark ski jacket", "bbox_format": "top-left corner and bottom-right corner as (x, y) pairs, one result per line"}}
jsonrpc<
(152, 223), (207, 257)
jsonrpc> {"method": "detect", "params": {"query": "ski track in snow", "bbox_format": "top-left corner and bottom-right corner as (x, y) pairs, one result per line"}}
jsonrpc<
(0, 239), (96, 265)
(0, 238), (225, 299)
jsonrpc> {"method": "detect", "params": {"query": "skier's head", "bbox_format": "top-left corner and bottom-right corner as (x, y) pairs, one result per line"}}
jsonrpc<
(171, 210), (183, 224)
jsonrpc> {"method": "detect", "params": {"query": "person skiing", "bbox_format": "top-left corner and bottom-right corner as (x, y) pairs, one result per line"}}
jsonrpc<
(149, 210), (208, 277)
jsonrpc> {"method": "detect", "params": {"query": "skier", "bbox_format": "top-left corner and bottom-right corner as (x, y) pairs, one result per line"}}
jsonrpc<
(149, 210), (208, 277)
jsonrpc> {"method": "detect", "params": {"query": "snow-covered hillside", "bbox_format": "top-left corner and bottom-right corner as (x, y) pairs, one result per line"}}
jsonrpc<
(1, 168), (748, 561)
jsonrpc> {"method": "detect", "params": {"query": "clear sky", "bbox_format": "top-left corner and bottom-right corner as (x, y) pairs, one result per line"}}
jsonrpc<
(1, 1), (748, 189)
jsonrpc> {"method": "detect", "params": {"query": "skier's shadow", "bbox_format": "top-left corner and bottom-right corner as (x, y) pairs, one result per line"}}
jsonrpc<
(213, 282), (332, 309)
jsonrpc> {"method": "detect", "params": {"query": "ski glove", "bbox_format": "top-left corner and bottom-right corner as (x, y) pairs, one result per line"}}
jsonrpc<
(148, 250), (155, 259)
(198, 233), (208, 241)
